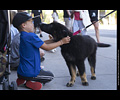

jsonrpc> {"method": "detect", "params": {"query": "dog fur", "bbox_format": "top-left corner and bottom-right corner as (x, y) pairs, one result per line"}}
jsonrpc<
(40, 22), (110, 87)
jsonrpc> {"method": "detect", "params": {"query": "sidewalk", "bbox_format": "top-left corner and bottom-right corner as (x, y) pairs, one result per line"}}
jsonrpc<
(0, 25), (117, 90)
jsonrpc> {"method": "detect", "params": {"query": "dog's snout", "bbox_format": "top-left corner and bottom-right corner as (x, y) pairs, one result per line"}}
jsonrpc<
(39, 23), (51, 34)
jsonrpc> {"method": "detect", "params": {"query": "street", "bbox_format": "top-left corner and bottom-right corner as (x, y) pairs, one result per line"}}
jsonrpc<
(0, 24), (117, 90)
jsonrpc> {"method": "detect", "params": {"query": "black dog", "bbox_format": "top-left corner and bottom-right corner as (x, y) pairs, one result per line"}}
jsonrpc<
(40, 22), (111, 87)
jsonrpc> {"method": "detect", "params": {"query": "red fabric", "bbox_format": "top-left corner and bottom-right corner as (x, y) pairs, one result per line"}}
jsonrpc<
(73, 30), (81, 35)
(74, 12), (82, 20)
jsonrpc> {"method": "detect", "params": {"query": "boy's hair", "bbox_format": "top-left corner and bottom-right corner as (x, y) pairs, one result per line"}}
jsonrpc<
(17, 25), (23, 32)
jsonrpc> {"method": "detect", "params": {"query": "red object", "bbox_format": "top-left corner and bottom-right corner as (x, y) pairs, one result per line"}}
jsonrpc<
(4, 47), (6, 51)
(73, 30), (81, 36)
(25, 81), (42, 90)
(74, 12), (82, 20)
(16, 78), (26, 86)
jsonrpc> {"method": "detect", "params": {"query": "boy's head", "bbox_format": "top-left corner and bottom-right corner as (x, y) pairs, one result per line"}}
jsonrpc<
(12, 12), (34, 33)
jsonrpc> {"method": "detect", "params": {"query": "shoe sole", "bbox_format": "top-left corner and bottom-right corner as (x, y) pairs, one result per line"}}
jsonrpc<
(25, 81), (42, 90)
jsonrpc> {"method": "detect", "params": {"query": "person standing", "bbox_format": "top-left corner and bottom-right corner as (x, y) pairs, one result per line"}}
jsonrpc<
(63, 10), (72, 32)
(10, 10), (19, 43)
(52, 10), (59, 22)
(32, 10), (43, 37)
(88, 10), (100, 43)
(72, 10), (91, 35)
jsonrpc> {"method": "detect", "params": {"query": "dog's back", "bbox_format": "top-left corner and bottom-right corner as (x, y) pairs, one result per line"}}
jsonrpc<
(61, 35), (97, 62)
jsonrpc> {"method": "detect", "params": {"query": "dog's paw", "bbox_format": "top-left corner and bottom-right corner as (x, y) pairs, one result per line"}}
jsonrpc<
(91, 76), (96, 80)
(82, 82), (89, 86)
(66, 82), (74, 87)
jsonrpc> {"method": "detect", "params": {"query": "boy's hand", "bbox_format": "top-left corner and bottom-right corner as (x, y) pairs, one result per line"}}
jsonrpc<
(60, 36), (71, 45)
(41, 36), (71, 51)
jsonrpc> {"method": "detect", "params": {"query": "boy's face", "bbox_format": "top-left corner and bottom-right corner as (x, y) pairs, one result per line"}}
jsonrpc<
(22, 19), (34, 33)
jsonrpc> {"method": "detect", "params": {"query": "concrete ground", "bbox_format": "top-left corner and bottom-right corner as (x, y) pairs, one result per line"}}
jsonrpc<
(0, 24), (117, 90)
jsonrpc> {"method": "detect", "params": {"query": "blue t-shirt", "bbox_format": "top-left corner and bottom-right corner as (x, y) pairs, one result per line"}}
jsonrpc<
(17, 31), (44, 77)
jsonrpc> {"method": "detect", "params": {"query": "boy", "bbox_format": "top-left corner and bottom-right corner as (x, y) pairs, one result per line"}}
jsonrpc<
(12, 12), (70, 90)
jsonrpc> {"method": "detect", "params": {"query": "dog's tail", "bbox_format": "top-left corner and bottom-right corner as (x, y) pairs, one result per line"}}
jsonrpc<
(97, 43), (111, 47)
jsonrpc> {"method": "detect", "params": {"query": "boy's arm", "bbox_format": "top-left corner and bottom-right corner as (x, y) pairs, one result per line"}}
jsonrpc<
(41, 36), (70, 51)
(44, 39), (54, 44)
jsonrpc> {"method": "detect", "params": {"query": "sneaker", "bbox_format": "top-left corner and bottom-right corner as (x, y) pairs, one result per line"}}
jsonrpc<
(16, 78), (26, 86)
(25, 81), (42, 90)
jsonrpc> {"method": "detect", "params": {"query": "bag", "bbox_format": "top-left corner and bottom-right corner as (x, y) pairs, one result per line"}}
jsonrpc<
(0, 51), (7, 83)
(0, 10), (9, 53)
(80, 10), (91, 29)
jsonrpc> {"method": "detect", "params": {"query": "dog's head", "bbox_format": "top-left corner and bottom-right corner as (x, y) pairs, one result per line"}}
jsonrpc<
(40, 22), (73, 42)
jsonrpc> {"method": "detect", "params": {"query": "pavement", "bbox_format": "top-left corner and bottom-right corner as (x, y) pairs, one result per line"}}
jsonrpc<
(0, 24), (117, 90)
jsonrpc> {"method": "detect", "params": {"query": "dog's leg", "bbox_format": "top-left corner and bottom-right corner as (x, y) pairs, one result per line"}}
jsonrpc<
(90, 67), (96, 80)
(88, 53), (96, 80)
(76, 61), (89, 86)
(80, 72), (88, 86)
(66, 63), (76, 87)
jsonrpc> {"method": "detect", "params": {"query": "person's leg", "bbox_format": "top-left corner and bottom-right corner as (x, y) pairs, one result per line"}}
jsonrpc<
(39, 27), (43, 37)
(64, 18), (71, 31)
(69, 18), (73, 32)
(78, 20), (87, 35)
(73, 20), (81, 35)
(32, 69), (54, 85)
(40, 48), (45, 62)
(39, 69), (54, 76)
(39, 21), (43, 37)
(64, 18), (68, 28)
(17, 74), (33, 81)
(17, 69), (54, 88)
(73, 20), (79, 33)
(93, 21), (100, 43)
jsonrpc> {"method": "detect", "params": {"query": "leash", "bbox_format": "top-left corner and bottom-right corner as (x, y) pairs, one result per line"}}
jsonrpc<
(73, 10), (117, 35)
(33, 15), (40, 19)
